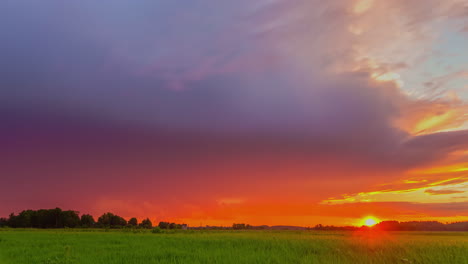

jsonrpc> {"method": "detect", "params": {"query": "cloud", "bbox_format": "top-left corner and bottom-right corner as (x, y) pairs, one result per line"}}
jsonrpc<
(396, 130), (468, 168)
(0, 0), (467, 224)
(424, 189), (465, 195)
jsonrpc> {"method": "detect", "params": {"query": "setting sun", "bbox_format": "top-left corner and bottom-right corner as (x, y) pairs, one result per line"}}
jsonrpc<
(362, 217), (379, 227)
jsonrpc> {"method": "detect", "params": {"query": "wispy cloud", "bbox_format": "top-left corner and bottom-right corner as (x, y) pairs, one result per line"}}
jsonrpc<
(0, 0), (467, 224)
(425, 189), (465, 195)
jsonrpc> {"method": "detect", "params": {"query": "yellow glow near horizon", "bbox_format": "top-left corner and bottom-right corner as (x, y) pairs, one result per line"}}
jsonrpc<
(361, 217), (379, 226)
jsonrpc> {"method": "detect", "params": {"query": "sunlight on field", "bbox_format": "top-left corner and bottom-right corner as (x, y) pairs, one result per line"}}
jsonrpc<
(1, 229), (467, 264)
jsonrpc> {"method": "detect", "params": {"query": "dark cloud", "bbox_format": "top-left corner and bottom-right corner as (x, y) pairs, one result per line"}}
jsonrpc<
(1, 0), (467, 222)
(396, 130), (468, 168)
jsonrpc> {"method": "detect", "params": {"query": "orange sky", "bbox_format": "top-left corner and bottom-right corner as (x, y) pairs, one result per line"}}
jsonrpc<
(1, 0), (467, 226)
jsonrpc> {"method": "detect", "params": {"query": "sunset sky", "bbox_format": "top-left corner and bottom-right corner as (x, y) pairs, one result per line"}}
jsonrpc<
(1, 0), (468, 226)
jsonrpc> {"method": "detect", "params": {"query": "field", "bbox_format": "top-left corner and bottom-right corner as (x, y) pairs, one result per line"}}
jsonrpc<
(1, 229), (467, 264)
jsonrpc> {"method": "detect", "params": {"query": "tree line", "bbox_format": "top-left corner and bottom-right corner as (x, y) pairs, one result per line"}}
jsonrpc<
(313, 221), (468, 231)
(372, 220), (468, 231)
(3, 208), (467, 231)
(0, 208), (186, 229)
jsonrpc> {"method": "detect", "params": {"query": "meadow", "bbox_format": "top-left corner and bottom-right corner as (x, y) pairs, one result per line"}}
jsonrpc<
(0, 228), (467, 264)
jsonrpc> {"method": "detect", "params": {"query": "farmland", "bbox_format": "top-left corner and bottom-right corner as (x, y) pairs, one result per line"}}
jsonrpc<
(0, 229), (467, 264)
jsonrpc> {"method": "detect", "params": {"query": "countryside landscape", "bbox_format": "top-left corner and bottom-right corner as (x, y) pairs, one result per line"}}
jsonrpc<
(1, 209), (468, 263)
(1, 0), (468, 263)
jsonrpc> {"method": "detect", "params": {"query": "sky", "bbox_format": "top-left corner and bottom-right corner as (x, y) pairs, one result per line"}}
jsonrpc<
(1, 0), (468, 226)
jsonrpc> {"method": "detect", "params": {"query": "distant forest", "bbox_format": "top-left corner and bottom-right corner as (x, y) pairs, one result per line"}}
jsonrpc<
(1, 208), (468, 231)
(0, 208), (185, 230)
(313, 221), (468, 231)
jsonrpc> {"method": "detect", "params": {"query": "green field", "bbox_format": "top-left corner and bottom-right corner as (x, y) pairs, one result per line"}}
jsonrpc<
(1, 229), (467, 264)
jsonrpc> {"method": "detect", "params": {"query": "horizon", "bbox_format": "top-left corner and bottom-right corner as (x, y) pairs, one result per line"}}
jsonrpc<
(4, 206), (468, 229)
(1, 0), (468, 227)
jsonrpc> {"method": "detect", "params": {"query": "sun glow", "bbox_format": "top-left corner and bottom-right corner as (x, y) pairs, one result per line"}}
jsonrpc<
(361, 217), (379, 226)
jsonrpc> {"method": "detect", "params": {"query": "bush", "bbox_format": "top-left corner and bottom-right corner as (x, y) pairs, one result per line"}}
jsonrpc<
(151, 227), (163, 234)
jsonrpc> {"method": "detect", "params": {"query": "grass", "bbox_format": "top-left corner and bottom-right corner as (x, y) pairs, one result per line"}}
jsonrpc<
(0, 228), (467, 264)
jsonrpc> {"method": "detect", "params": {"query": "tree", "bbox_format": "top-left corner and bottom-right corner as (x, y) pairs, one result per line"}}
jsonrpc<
(128, 217), (138, 227)
(97, 212), (127, 228)
(374, 221), (400, 231)
(61, 210), (80, 228)
(0, 217), (8, 227)
(112, 215), (127, 227)
(158, 221), (169, 229)
(158, 221), (183, 229)
(7, 213), (18, 227)
(169, 222), (182, 229)
(232, 223), (246, 230)
(36, 209), (56, 228)
(140, 218), (152, 229)
(6, 208), (75, 228)
(15, 210), (36, 228)
(97, 212), (111, 227)
(51, 208), (62, 228)
(80, 214), (96, 227)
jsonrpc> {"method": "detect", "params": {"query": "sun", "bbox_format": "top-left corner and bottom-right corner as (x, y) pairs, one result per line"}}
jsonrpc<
(361, 217), (379, 227)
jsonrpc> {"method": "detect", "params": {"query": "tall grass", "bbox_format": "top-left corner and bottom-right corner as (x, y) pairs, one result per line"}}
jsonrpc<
(0, 229), (467, 264)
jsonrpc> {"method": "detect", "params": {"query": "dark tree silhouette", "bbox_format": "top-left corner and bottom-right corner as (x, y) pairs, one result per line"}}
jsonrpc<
(0, 217), (7, 227)
(61, 210), (80, 228)
(232, 223), (246, 230)
(3, 208), (468, 231)
(5, 208), (80, 228)
(97, 212), (127, 228)
(158, 221), (182, 229)
(128, 217), (138, 227)
(158, 221), (169, 229)
(80, 214), (96, 227)
(374, 221), (448, 231)
(139, 218), (152, 229)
